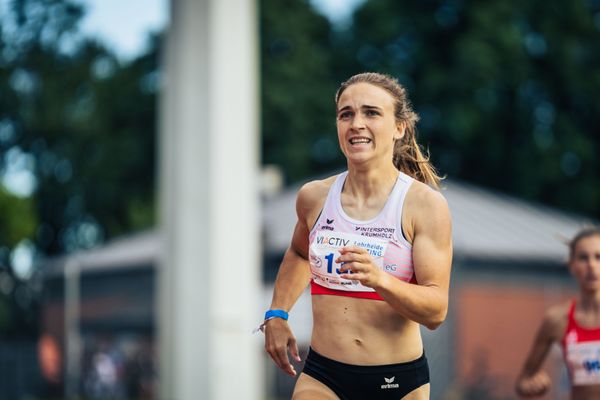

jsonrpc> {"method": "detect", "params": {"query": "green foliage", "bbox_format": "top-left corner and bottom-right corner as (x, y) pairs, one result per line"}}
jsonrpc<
(344, 0), (600, 218)
(0, 0), (158, 256)
(0, 187), (36, 247)
(0, 0), (157, 338)
(259, 0), (600, 220)
(0, 295), (9, 333)
(260, 0), (343, 182)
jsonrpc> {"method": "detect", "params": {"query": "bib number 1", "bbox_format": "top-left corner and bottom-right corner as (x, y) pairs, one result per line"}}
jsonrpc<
(324, 252), (348, 275)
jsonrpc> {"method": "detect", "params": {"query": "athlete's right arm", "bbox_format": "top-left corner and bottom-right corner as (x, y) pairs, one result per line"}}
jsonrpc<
(264, 181), (324, 377)
(515, 305), (566, 397)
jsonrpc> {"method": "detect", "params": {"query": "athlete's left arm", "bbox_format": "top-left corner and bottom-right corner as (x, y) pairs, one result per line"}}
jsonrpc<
(402, 188), (453, 329)
(339, 185), (452, 329)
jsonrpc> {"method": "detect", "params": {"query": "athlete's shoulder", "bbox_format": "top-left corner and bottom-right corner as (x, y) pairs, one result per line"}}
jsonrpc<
(295, 174), (338, 221)
(296, 175), (337, 208)
(407, 179), (449, 210)
(405, 179), (451, 233)
(541, 301), (571, 339)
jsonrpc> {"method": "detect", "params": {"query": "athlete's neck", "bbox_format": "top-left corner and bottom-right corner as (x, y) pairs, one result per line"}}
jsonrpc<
(578, 291), (600, 312)
(343, 166), (399, 202)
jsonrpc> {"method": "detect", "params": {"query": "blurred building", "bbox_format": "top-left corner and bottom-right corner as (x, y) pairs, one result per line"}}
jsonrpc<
(39, 232), (159, 400)
(37, 177), (593, 399)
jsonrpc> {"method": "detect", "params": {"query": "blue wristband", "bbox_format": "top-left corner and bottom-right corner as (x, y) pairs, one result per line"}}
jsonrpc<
(264, 309), (288, 321)
(253, 309), (289, 334)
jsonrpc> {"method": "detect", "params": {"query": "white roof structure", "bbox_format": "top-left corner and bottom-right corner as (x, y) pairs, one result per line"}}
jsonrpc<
(41, 230), (162, 277)
(263, 178), (594, 265)
(444, 179), (591, 263)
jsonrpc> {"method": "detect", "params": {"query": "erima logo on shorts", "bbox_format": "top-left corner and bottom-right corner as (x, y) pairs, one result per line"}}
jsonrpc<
(381, 376), (399, 389)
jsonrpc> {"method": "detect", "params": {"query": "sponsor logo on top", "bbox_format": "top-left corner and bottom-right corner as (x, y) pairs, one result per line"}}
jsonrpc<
(321, 217), (335, 231)
(315, 235), (349, 247)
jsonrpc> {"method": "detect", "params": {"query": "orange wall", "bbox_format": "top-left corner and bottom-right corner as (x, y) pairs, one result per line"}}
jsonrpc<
(456, 283), (574, 398)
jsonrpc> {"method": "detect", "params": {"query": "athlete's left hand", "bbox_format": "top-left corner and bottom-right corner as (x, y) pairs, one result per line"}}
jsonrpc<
(337, 246), (383, 288)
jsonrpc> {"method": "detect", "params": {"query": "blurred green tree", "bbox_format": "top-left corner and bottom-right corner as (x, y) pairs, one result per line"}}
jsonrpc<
(0, 0), (158, 258)
(0, 188), (37, 337)
(346, 0), (600, 218)
(0, 0), (158, 337)
(0, 187), (36, 248)
(260, 0), (344, 183)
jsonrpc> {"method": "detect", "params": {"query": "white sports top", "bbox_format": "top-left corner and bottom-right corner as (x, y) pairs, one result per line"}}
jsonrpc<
(308, 171), (415, 300)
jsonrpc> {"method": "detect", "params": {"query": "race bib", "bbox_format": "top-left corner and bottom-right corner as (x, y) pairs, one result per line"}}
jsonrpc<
(309, 231), (388, 292)
(566, 341), (600, 385)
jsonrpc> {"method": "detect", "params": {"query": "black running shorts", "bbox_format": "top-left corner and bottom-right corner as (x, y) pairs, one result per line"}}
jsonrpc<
(301, 347), (430, 400)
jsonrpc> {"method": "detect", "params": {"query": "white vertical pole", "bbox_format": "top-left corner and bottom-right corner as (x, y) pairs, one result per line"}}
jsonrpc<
(158, 0), (261, 399)
(64, 259), (81, 399)
(208, 0), (261, 399)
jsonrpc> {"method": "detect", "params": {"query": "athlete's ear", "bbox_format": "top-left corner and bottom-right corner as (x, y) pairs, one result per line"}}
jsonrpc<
(394, 122), (405, 141)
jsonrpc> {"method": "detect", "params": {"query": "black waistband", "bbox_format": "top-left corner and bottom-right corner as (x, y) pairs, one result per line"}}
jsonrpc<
(306, 347), (427, 374)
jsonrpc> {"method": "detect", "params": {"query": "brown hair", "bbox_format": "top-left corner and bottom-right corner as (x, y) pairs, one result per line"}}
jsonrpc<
(569, 226), (600, 260)
(335, 72), (443, 189)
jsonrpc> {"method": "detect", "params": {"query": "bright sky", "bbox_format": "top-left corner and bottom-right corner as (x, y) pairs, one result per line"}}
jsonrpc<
(309, 0), (365, 26)
(79, 0), (169, 61)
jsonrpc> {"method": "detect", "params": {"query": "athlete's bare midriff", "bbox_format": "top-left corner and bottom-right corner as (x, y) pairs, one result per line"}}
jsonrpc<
(310, 294), (423, 365)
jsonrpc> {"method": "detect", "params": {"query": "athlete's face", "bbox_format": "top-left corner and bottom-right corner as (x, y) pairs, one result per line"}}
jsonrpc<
(570, 235), (600, 292)
(336, 83), (404, 166)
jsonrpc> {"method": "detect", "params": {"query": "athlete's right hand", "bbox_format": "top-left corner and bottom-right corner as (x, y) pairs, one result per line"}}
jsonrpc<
(264, 317), (301, 377)
(515, 371), (551, 397)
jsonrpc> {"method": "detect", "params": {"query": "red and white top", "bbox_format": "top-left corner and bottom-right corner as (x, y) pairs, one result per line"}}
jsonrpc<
(562, 300), (600, 386)
(308, 171), (415, 301)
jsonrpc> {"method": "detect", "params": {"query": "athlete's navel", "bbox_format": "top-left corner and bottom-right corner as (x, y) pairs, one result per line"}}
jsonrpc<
(353, 338), (363, 346)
